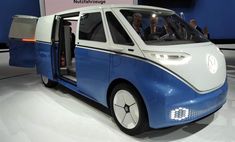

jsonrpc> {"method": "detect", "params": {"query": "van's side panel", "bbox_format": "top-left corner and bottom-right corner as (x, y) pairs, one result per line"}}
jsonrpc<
(35, 15), (55, 80)
(35, 42), (54, 80)
(75, 47), (110, 103)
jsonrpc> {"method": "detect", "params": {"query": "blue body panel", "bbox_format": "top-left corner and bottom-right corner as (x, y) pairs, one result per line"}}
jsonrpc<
(35, 42), (54, 80)
(9, 39), (35, 67)
(75, 47), (110, 102)
(72, 47), (228, 129)
(108, 52), (228, 128)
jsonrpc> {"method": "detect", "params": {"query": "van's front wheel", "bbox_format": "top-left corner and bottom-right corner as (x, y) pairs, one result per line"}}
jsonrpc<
(110, 83), (149, 135)
(41, 75), (57, 88)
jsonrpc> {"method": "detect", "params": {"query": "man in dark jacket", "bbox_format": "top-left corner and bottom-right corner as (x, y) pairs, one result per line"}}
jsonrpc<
(144, 15), (165, 40)
(189, 19), (203, 34)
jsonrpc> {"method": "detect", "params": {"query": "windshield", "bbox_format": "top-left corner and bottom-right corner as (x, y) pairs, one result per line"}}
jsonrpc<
(120, 9), (208, 45)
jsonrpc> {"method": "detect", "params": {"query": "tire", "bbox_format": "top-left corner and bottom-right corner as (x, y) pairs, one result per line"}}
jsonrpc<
(110, 83), (149, 135)
(41, 75), (58, 88)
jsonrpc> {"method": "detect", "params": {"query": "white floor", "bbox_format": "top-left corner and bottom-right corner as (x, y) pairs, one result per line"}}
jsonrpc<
(1, 52), (235, 142)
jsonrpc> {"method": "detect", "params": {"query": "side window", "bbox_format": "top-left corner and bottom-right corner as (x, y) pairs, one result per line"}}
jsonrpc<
(79, 12), (106, 42)
(106, 12), (134, 46)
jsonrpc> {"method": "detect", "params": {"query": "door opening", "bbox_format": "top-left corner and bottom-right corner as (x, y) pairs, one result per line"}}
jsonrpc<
(59, 15), (78, 83)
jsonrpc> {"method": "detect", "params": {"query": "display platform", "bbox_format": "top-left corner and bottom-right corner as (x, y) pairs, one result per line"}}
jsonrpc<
(0, 52), (235, 142)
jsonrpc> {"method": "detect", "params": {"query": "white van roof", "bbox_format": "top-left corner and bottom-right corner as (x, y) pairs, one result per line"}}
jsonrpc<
(35, 5), (174, 43)
(55, 4), (174, 16)
(13, 15), (38, 19)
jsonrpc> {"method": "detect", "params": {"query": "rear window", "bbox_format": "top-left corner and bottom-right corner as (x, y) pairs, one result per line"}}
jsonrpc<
(9, 15), (38, 39)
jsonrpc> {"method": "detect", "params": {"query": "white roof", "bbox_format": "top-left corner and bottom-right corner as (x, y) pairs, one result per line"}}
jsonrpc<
(13, 15), (38, 19)
(55, 4), (173, 16)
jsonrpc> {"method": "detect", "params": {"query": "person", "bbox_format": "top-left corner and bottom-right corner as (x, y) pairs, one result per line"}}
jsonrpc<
(203, 27), (210, 39)
(144, 15), (165, 40)
(70, 27), (76, 58)
(177, 23), (187, 40)
(132, 13), (144, 39)
(160, 24), (176, 40)
(189, 19), (203, 34)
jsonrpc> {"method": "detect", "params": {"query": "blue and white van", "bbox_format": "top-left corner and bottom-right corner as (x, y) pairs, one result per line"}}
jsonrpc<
(8, 5), (228, 135)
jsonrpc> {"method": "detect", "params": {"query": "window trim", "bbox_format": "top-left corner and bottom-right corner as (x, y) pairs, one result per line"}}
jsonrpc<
(105, 11), (135, 46)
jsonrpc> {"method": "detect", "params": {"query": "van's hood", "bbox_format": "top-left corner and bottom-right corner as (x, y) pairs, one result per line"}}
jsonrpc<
(143, 42), (226, 92)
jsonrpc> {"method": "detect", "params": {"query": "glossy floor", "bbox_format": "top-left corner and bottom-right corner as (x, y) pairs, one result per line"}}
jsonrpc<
(0, 52), (235, 142)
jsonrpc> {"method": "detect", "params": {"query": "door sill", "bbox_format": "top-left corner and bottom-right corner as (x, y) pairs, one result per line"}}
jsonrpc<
(59, 75), (77, 86)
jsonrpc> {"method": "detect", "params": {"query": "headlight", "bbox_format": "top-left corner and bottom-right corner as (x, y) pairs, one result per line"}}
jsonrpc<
(145, 52), (191, 65)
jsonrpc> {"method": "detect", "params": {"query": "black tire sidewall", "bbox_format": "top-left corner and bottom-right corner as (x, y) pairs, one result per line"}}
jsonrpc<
(41, 75), (57, 88)
(110, 83), (149, 135)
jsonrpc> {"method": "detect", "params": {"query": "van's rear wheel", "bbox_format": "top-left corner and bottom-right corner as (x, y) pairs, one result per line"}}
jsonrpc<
(110, 83), (149, 135)
(41, 75), (57, 88)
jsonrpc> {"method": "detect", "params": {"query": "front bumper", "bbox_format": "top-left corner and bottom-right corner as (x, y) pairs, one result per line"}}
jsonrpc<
(147, 81), (228, 129)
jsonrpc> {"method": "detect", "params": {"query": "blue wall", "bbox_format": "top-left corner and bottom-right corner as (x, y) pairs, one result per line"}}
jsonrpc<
(139, 0), (235, 40)
(0, 0), (40, 45)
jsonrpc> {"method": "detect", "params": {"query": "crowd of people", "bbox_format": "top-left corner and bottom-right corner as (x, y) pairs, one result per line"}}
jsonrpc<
(132, 13), (176, 41)
(131, 12), (210, 41)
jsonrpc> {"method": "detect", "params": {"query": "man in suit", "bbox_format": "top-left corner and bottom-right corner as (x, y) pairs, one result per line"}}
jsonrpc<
(144, 15), (165, 40)
(132, 13), (144, 39)
(189, 19), (203, 34)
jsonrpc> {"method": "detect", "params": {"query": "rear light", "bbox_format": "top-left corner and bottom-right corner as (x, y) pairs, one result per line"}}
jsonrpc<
(22, 38), (36, 42)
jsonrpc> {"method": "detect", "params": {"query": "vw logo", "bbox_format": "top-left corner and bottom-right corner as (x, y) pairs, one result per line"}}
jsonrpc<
(207, 55), (218, 74)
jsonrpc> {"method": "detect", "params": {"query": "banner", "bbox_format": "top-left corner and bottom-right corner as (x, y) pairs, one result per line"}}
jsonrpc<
(43, 0), (135, 15)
